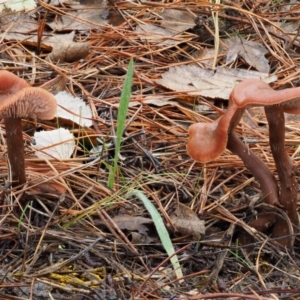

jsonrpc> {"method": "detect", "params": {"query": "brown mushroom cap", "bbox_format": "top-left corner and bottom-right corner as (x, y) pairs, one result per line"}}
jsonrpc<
(0, 87), (57, 120)
(0, 70), (56, 119)
(0, 70), (29, 96)
(187, 120), (226, 163)
(230, 78), (300, 109)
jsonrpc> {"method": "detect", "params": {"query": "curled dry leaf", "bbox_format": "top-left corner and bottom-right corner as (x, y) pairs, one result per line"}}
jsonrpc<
(159, 9), (195, 32)
(135, 24), (176, 46)
(129, 232), (152, 244)
(170, 203), (205, 239)
(46, 35), (89, 63)
(112, 215), (154, 244)
(33, 128), (75, 159)
(191, 48), (216, 69)
(55, 91), (93, 127)
(112, 215), (153, 235)
(224, 36), (270, 73)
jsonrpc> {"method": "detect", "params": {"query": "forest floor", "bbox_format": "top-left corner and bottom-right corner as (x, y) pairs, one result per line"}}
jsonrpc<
(1, 0), (300, 299)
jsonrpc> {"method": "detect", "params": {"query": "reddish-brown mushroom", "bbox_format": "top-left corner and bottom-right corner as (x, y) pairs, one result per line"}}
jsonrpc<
(230, 78), (300, 246)
(0, 71), (57, 188)
(230, 78), (300, 108)
(187, 102), (239, 163)
(187, 85), (280, 207)
(187, 78), (300, 247)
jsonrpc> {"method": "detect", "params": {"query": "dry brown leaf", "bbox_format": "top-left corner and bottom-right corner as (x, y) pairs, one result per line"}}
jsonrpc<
(129, 232), (152, 244)
(28, 180), (67, 195)
(48, 2), (108, 31)
(170, 203), (205, 239)
(159, 9), (195, 32)
(135, 24), (176, 46)
(46, 34), (89, 63)
(191, 48), (216, 68)
(0, 11), (39, 45)
(279, 20), (300, 43)
(0, 46), (26, 62)
(157, 65), (277, 99)
(136, 9), (194, 46)
(112, 215), (153, 235)
(224, 36), (270, 73)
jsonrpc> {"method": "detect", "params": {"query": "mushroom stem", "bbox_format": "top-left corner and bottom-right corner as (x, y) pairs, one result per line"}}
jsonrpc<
(265, 105), (298, 246)
(4, 118), (26, 187)
(227, 131), (280, 207)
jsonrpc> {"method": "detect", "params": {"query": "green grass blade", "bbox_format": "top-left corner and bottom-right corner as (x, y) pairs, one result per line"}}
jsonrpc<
(108, 58), (134, 188)
(129, 189), (183, 280)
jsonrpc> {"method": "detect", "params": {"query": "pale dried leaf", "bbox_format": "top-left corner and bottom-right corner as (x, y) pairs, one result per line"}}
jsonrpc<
(112, 215), (153, 235)
(33, 128), (75, 159)
(55, 91), (93, 127)
(0, 25), (72, 49)
(48, 2), (108, 31)
(136, 24), (176, 45)
(170, 203), (205, 239)
(0, 11), (37, 34)
(157, 65), (277, 99)
(135, 9), (194, 46)
(159, 9), (194, 32)
(129, 232), (153, 244)
(191, 48), (216, 68)
(224, 36), (270, 73)
(0, 0), (36, 12)
(279, 20), (300, 43)
(46, 34), (89, 63)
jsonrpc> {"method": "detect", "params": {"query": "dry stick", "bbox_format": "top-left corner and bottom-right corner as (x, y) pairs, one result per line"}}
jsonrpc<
(265, 105), (298, 247)
(227, 131), (279, 207)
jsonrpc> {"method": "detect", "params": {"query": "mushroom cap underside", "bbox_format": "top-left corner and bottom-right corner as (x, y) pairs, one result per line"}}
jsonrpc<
(0, 87), (57, 119)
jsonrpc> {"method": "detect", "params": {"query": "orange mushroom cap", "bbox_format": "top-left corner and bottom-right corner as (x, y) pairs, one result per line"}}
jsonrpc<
(186, 103), (239, 163)
(187, 121), (225, 163)
(230, 78), (300, 111)
(0, 70), (29, 95)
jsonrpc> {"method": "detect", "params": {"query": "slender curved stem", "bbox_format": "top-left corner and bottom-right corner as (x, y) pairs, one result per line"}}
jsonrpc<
(265, 105), (298, 246)
(227, 131), (280, 207)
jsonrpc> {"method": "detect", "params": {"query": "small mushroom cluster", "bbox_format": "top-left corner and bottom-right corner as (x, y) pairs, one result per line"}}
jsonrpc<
(0, 71), (57, 188)
(187, 79), (300, 247)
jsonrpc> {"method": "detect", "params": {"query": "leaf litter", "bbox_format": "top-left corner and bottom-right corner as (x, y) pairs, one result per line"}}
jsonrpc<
(0, 1), (300, 299)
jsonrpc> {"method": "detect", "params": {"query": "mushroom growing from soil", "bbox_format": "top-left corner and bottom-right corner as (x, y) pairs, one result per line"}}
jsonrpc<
(187, 78), (300, 246)
(0, 71), (57, 188)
